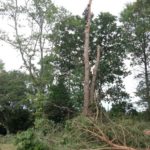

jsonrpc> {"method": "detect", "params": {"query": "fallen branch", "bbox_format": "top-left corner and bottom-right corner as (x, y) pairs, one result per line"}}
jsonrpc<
(77, 118), (136, 150)
(52, 103), (74, 113)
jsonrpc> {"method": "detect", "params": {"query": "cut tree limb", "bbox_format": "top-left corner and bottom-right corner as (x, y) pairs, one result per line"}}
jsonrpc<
(78, 118), (136, 150)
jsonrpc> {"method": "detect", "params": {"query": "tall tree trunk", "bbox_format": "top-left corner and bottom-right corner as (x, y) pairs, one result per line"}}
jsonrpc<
(83, 0), (93, 116)
(142, 35), (150, 110)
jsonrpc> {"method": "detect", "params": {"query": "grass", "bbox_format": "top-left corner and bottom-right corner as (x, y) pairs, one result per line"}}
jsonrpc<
(0, 135), (16, 150)
(0, 144), (16, 150)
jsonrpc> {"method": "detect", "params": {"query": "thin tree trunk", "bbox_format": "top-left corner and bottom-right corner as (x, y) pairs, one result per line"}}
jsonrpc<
(90, 45), (101, 103)
(39, 26), (44, 78)
(83, 0), (93, 116)
(142, 35), (150, 110)
(143, 49), (150, 108)
(14, 0), (36, 83)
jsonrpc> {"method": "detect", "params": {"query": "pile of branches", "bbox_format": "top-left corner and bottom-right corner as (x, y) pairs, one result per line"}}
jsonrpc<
(72, 116), (150, 150)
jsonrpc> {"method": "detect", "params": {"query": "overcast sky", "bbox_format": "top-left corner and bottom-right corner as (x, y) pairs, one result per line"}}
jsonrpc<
(0, 0), (138, 104)
(53, 0), (136, 16)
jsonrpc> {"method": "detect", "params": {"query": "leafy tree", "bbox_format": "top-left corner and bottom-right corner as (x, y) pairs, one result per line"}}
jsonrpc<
(51, 12), (129, 114)
(51, 15), (84, 110)
(0, 71), (33, 133)
(121, 0), (150, 112)
(110, 101), (138, 118)
(44, 77), (74, 123)
(0, 0), (69, 119)
(91, 12), (129, 103)
(0, 0), (57, 92)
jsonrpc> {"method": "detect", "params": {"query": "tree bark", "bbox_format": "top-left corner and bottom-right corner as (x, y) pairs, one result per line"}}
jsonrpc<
(142, 35), (150, 110)
(83, 0), (93, 116)
(90, 45), (101, 103)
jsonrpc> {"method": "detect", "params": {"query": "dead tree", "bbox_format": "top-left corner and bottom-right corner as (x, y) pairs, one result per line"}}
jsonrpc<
(90, 46), (101, 103)
(83, 0), (102, 116)
(83, 0), (93, 116)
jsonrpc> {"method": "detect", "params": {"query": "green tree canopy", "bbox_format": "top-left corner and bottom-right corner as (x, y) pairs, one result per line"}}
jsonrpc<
(0, 71), (33, 133)
(121, 0), (150, 112)
(51, 12), (129, 108)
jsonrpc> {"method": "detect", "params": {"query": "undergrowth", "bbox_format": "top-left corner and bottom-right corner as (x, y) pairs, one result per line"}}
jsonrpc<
(1, 115), (150, 150)
(47, 115), (150, 149)
(0, 134), (16, 144)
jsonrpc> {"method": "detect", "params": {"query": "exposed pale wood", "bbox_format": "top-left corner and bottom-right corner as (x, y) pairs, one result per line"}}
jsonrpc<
(90, 45), (101, 103)
(83, 0), (93, 116)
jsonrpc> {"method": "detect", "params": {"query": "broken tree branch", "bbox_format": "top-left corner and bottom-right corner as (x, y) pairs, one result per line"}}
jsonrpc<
(90, 45), (101, 103)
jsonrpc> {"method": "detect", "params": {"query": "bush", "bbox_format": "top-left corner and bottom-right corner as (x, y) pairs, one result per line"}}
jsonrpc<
(15, 129), (49, 150)
(34, 118), (58, 136)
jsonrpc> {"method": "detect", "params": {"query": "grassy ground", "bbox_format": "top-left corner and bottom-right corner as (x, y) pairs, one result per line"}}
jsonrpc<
(0, 144), (16, 150)
(0, 135), (16, 150)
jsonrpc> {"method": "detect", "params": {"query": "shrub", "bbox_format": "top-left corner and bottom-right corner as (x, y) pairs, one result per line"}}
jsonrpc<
(34, 118), (57, 136)
(15, 129), (49, 150)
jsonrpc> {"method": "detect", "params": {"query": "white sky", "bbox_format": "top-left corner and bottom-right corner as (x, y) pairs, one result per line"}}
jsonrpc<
(53, 0), (135, 16)
(0, 0), (138, 104)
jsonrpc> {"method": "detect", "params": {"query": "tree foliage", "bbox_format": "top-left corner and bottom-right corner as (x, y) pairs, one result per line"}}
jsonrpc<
(51, 12), (129, 109)
(44, 77), (75, 123)
(0, 70), (33, 133)
(121, 0), (150, 111)
(0, 0), (58, 91)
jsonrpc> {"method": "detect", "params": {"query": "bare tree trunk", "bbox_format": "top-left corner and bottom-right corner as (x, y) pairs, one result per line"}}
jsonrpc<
(13, 0), (46, 92)
(90, 45), (101, 103)
(83, 0), (93, 116)
(142, 35), (150, 111)
(13, 0), (37, 84)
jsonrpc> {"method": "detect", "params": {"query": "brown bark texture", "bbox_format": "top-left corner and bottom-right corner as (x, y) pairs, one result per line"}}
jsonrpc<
(83, 0), (93, 116)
